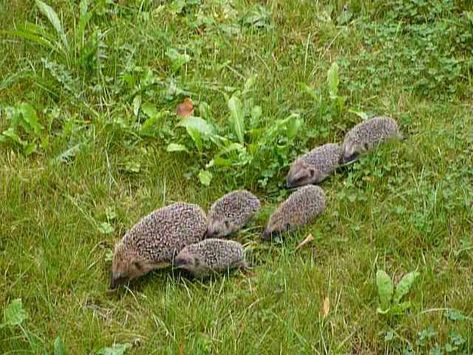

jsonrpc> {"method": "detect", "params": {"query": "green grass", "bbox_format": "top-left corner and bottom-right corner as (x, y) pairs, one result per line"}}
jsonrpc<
(1, 0), (473, 353)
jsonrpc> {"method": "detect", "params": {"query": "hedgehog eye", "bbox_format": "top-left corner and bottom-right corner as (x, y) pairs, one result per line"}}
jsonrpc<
(363, 142), (370, 150)
(133, 261), (142, 271)
(224, 220), (230, 229)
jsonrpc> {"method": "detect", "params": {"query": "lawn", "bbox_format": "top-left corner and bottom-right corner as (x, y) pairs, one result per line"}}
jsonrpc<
(1, 0), (472, 353)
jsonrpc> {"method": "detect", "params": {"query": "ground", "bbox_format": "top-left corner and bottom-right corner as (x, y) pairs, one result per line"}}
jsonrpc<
(1, 0), (472, 353)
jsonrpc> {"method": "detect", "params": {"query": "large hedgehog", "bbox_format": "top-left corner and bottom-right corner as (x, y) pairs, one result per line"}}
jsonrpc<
(206, 190), (260, 238)
(263, 185), (326, 240)
(341, 116), (401, 163)
(110, 203), (207, 288)
(174, 238), (246, 278)
(286, 143), (342, 188)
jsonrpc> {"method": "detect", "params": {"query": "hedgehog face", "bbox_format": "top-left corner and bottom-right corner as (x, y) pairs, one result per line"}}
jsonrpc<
(174, 251), (207, 277)
(110, 242), (157, 289)
(341, 141), (366, 163)
(262, 215), (291, 240)
(206, 217), (236, 238)
(286, 160), (321, 188)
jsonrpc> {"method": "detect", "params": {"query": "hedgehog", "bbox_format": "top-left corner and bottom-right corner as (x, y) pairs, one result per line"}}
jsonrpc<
(206, 190), (261, 238)
(286, 143), (342, 188)
(262, 185), (326, 240)
(174, 238), (246, 278)
(341, 116), (401, 163)
(110, 203), (207, 289)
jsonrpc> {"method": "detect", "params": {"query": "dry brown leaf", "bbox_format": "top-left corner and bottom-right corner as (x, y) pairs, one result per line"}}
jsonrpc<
(178, 342), (185, 355)
(176, 98), (194, 117)
(295, 233), (314, 251)
(322, 296), (330, 318)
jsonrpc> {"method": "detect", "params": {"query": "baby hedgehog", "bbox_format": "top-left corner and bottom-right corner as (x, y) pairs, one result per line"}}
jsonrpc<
(341, 116), (401, 163)
(110, 203), (207, 289)
(286, 143), (342, 188)
(206, 190), (260, 238)
(263, 185), (326, 240)
(174, 238), (246, 278)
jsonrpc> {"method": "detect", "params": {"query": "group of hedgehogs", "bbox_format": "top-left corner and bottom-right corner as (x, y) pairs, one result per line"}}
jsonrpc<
(110, 116), (402, 289)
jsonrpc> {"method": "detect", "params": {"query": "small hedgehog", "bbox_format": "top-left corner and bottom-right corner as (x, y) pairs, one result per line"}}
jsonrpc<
(341, 116), (401, 163)
(263, 185), (326, 240)
(174, 238), (246, 278)
(286, 143), (342, 188)
(110, 203), (207, 289)
(206, 190), (260, 238)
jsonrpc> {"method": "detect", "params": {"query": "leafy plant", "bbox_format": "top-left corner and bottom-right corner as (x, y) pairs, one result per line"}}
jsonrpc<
(1, 299), (28, 328)
(0, 103), (45, 155)
(376, 270), (420, 315)
(96, 343), (132, 355)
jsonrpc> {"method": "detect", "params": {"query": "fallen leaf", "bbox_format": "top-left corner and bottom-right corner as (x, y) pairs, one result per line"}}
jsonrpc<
(176, 98), (194, 117)
(295, 233), (314, 250)
(322, 296), (330, 318)
(178, 343), (185, 355)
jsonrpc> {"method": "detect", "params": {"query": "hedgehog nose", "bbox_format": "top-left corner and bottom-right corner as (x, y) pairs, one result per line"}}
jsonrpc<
(341, 152), (359, 164)
(110, 273), (124, 289)
(110, 276), (118, 290)
(262, 229), (271, 241)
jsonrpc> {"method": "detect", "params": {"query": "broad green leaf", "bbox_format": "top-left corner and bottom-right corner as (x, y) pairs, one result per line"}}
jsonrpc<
(141, 102), (158, 118)
(105, 207), (117, 221)
(54, 336), (68, 355)
(216, 142), (245, 157)
(3, 299), (27, 327)
(177, 117), (214, 151)
(389, 301), (412, 315)
(393, 271), (419, 304)
(19, 103), (44, 134)
(251, 105), (262, 121)
(140, 112), (166, 137)
(166, 48), (191, 71)
(228, 95), (245, 143)
(348, 108), (369, 120)
(2, 127), (24, 145)
(35, 0), (69, 49)
(243, 75), (257, 95)
(376, 270), (394, 311)
(98, 222), (114, 235)
(285, 113), (302, 139)
(177, 117), (214, 136)
(209, 157), (232, 167)
(96, 343), (132, 355)
(3, 28), (56, 52)
(166, 143), (188, 153)
(78, 0), (92, 45)
(51, 143), (82, 164)
(186, 127), (202, 151)
(133, 95), (141, 117)
(444, 309), (468, 322)
(24, 142), (38, 156)
(327, 62), (339, 99)
(198, 170), (212, 186)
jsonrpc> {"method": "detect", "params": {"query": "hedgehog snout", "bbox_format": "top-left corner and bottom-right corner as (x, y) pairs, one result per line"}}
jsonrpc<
(341, 152), (359, 164)
(262, 229), (274, 241)
(110, 272), (127, 289)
